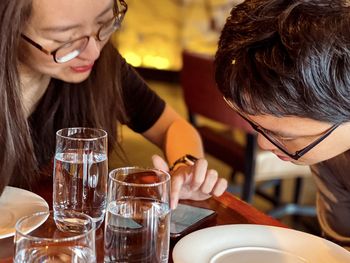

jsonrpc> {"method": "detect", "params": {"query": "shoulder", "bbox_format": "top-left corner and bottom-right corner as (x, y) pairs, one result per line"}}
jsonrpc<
(312, 151), (350, 171)
(311, 151), (350, 191)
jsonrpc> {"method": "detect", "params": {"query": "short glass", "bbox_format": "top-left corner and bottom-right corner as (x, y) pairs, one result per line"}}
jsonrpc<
(53, 127), (108, 230)
(14, 211), (96, 263)
(104, 167), (171, 263)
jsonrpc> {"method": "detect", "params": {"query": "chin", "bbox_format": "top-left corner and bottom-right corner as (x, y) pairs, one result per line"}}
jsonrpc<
(293, 158), (325, 166)
(290, 159), (309, 165)
(58, 72), (91, 83)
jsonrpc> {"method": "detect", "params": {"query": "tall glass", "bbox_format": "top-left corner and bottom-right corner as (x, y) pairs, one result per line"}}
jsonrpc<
(104, 167), (171, 263)
(53, 127), (108, 230)
(14, 211), (96, 263)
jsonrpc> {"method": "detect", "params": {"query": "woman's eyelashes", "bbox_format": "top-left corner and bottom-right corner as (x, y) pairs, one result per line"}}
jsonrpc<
(51, 17), (114, 44)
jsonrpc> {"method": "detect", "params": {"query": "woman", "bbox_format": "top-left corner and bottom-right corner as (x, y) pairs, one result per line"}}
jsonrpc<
(0, 0), (227, 209)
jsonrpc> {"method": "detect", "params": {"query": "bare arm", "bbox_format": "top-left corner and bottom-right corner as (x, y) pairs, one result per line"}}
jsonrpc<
(142, 103), (227, 209)
(142, 104), (204, 164)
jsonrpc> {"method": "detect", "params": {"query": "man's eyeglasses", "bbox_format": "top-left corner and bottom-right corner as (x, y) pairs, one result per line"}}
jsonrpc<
(223, 97), (340, 160)
(21, 0), (128, 63)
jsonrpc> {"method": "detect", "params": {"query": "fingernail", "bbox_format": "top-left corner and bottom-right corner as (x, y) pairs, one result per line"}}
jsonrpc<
(170, 199), (177, 210)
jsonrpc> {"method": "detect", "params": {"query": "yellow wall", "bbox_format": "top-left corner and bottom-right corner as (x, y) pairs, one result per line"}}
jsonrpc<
(113, 0), (239, 70)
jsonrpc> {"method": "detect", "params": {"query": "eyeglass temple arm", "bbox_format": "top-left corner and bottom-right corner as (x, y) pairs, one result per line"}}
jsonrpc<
(116, 0), (128, 15)
(21, 34), (51, 55)
(293, 123), (341, 159)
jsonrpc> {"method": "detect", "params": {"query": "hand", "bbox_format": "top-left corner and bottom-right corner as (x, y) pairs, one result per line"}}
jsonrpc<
(152, 154), (228, 209)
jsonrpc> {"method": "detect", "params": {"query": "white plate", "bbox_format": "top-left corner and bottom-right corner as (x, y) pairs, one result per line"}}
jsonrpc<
(173, 224), (350, 263)
(0, 186), (49, 239)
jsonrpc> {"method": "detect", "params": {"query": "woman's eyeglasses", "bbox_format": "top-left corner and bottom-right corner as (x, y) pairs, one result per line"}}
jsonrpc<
(223, 97), (340, 160)
(21, 0), (128, 63)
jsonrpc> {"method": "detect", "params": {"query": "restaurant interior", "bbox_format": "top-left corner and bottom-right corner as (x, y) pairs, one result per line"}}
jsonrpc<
(3, 1), (350, 262)
(110, 0), (321, 237)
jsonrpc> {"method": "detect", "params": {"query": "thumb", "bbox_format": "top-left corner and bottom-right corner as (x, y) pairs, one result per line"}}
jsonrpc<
(152, 154), (169, 171)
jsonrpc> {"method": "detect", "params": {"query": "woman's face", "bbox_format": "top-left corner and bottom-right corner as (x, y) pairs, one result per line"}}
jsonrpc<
(20, 0), (114, 83)
(247, 114), (350, 165)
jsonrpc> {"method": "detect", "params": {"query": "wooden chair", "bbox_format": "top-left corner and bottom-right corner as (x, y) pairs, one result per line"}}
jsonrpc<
(180, 50), (315, 217)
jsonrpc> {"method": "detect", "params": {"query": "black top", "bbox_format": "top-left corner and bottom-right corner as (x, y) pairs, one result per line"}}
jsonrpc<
(311, 151), (350, 244)
(27, 45), (166, 174)
(120, 53), (165, 133)
(30, 48), (166, 135)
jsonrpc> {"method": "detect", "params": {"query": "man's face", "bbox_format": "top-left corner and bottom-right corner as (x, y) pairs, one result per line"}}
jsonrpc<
(246, 114), (350, 165)
(19, 0), (114, 83)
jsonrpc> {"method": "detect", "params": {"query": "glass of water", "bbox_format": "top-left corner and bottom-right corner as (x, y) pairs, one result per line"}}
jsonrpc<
(53, 127), (108, 230)
(14, 211), (96, 263)
(104, 167), (171, 263)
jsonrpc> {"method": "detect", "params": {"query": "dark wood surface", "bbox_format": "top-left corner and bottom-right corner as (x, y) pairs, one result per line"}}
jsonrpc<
(0, 178), (286, 263)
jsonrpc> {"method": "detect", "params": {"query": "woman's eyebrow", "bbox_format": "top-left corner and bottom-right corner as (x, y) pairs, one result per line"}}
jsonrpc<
(40, 24), (80, 33)
(39, 2), (113, 33)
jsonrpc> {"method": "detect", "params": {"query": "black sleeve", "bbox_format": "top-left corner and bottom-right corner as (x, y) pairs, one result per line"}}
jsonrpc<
(119, 54), (166, 133)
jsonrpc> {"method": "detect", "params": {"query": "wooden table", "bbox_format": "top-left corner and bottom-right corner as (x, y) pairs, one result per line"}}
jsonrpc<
(0, 179), (286, 263)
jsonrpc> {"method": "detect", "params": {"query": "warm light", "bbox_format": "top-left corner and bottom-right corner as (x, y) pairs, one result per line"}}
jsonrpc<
(123, 52), (142, 67)
(120, 50), (172, 70)
(143, 55), (170, 70)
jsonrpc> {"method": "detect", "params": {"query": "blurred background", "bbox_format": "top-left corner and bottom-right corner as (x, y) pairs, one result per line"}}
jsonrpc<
(109, 0), (320, 237)
(112, 0), (239, 70)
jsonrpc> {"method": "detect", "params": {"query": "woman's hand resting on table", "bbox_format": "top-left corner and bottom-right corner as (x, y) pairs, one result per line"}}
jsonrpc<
(152, 154), (228, 209)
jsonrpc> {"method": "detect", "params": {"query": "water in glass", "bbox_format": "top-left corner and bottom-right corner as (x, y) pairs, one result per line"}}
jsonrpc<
(104, 198), (170, 263)
(53, 150), (108, 229)
(15, 246), (95, 263)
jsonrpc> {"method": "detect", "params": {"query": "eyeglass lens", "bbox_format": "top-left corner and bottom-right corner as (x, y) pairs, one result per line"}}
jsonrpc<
(55, 1), (127, 63)
(55, 21), (117, 62)
(55, 38), (89, 63)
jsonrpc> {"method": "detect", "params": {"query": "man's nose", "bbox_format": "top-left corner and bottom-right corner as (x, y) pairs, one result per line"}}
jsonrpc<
(256, 133), (278, 152)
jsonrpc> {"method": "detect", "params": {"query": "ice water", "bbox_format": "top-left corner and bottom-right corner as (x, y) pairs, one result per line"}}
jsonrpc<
(15, 246), (96, 263)
(104, 199), (170, 263)
(53, 151), (108, 229)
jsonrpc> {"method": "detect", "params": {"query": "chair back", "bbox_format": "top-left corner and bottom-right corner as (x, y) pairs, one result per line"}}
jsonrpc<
(181, 50), (253, 132)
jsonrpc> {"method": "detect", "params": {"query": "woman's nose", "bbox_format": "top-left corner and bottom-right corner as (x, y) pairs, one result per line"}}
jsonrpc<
(78, 37), (101, 61)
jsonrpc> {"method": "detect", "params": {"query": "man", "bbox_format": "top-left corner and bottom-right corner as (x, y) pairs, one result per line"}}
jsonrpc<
(215, 0), (350, 245)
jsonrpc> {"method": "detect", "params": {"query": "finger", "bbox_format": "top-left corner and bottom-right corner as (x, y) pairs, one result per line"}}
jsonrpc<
(200, 169), (218, 194)
(211, 178), (228, 196)
(152, 154), (169, 171)
(190, 158), (208, 191)
(170, 175), (185, 210)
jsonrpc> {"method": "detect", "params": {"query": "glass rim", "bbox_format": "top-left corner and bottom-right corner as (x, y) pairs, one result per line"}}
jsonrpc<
(109, 166), (171, 187)
(54, 36), (89, 59)
(15, 210), (96, 242)
(56, 127), (107, 141)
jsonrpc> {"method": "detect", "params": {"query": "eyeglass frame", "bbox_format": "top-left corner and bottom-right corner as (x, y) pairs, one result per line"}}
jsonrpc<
(20, 0), (128, 63)
(223, 97), (341, 160)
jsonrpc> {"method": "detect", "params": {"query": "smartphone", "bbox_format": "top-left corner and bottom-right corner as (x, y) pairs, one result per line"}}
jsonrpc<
(170, 203), (216, 239)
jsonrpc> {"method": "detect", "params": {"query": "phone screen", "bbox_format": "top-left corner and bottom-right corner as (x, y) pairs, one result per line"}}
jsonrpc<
(170, 204), (216, 236)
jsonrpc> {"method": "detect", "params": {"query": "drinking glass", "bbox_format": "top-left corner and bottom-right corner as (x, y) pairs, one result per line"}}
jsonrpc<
(53, 127), (108, 230)
(104, 167), (171, 263)
(14, 211), (96, 263)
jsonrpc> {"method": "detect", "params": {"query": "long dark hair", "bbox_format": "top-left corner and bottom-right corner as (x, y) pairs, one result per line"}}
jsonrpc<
(0, 0), (127, 193)
(215, 0), (350, 123)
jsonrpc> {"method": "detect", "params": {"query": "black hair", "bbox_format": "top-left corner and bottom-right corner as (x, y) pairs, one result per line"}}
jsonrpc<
(0, 0), (127, 193)
(215, 0), (350, 123)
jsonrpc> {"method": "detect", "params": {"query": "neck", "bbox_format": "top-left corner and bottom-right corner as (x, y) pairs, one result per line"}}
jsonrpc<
(19, 63), (51, 117)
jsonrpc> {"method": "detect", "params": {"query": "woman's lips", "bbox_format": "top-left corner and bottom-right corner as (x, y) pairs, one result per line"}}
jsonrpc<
(70, 63), (94, 73)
